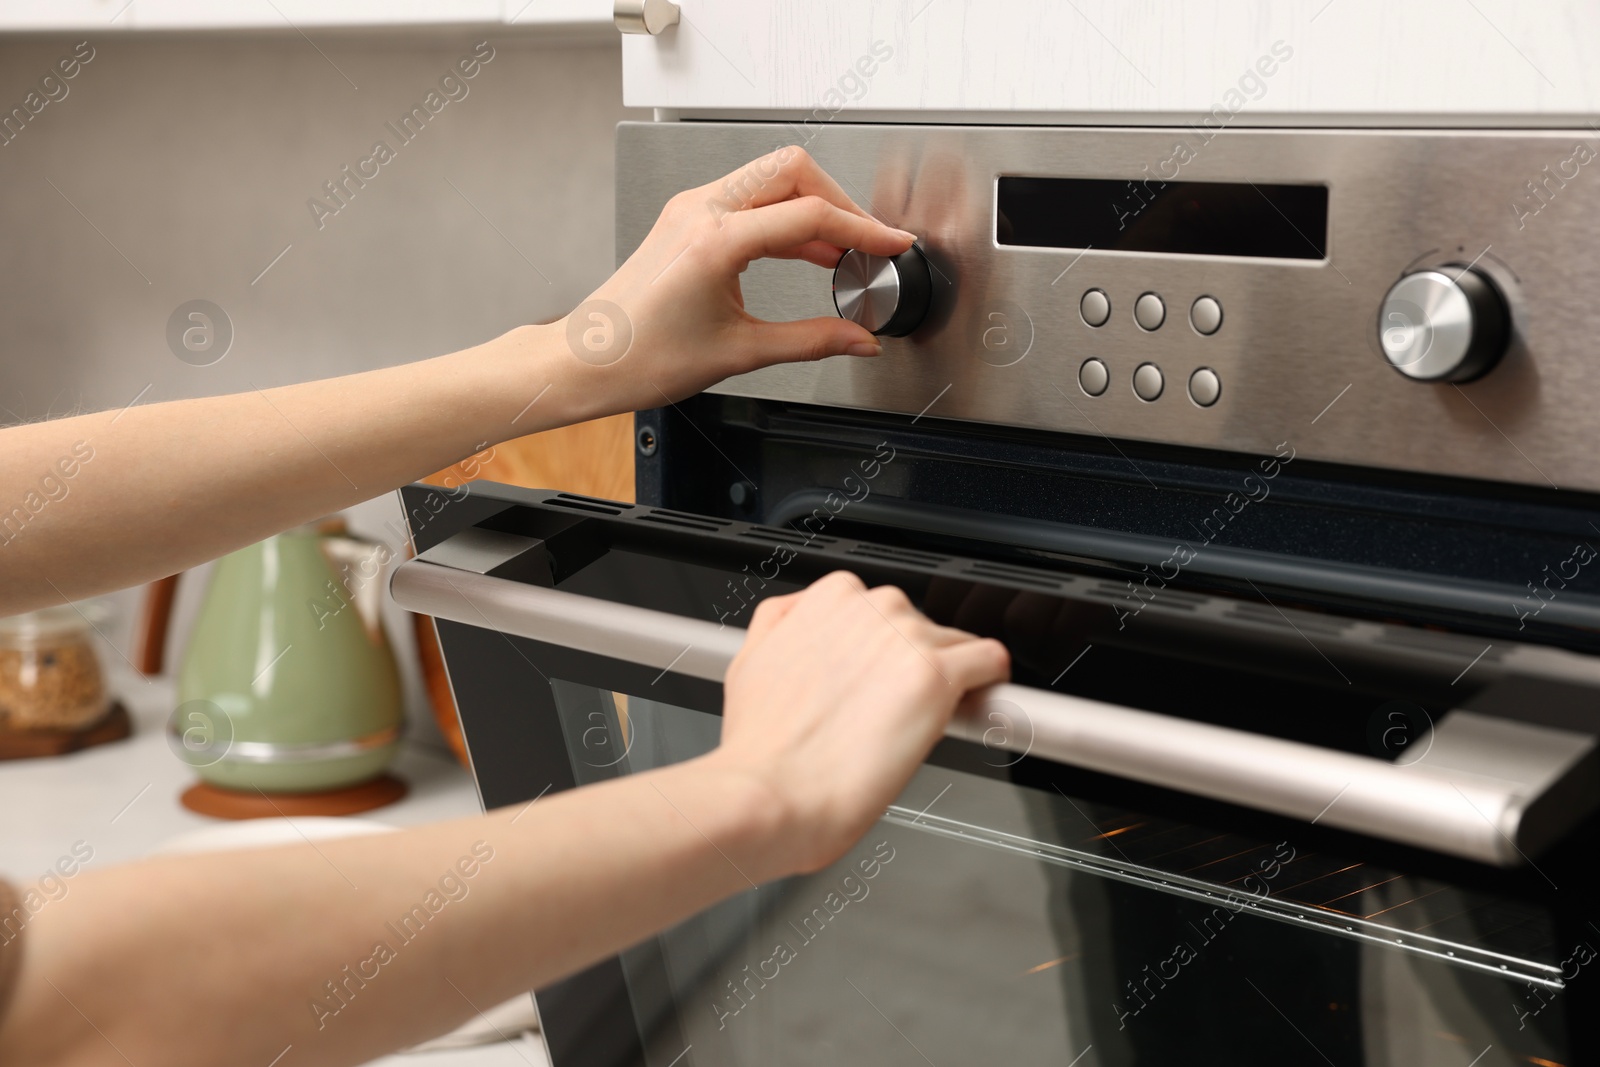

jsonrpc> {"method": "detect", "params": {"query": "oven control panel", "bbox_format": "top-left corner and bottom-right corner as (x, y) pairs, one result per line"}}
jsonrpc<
(618, 122), (1600, 494)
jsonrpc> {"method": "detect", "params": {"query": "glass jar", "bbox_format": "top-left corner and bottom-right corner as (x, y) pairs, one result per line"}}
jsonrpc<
(0, 605), (109, 732)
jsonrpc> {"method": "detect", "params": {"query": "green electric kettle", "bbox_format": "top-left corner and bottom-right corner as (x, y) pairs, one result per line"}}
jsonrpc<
(170, 521), (405, 802)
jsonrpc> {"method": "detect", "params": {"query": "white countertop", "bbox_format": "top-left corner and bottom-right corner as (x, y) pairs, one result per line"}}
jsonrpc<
(1, 663), (551, 1067)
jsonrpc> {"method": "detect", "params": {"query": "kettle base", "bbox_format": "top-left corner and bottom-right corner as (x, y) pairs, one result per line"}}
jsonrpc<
(180, 772), (407, 820)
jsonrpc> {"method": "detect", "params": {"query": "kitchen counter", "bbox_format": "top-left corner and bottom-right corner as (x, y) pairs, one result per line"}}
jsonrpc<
(1, 662), (550, 1067)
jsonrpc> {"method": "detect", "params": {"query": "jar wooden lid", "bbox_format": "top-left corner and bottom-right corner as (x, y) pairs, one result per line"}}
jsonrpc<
(0, 701), (129, 760)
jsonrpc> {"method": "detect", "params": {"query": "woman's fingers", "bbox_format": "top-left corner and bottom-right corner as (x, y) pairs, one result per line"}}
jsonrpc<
(744, 590), (802, 641)
(860, 583), (1011, 689)
(766, 240), (849, 268)
(701, 146), (874, 219)
(741, 573), (1008, 718)
(745, 571), (867, 640)
(727, 197), (913, 265)
(745, 316), (883, 365)
(936, 637), (1012, 693)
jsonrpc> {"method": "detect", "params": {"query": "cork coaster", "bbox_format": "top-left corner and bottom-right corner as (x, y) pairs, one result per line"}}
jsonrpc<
(180, 773), (408, 820)
(0, 701), (131, 760)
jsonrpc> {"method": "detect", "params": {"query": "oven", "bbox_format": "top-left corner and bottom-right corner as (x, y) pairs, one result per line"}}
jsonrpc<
(392, 116), (1600, 1066)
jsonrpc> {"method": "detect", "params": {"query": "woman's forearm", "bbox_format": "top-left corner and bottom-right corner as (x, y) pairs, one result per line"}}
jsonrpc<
(0, 324), (583, 615)
(4, 754), (786, 1067)
(2, 554), (1010, 1067)
(0, 147), (915, 616)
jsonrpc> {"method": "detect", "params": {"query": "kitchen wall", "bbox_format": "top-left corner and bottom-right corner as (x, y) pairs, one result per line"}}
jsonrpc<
(0, 27), (647, 751)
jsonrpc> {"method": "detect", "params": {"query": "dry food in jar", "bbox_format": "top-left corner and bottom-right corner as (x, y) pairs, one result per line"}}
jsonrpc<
(0, 607), (109, 732)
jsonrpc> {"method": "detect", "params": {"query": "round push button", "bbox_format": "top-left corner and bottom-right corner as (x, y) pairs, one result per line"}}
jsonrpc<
(1080, 289), (1111, 327)
(1190, 296), (1223, 335)
(1132, 362), (1164, 401)
(1188, 367), (1221, 407)
(1134, 292), (1166, 331)
(1079, 358), (1109, 396)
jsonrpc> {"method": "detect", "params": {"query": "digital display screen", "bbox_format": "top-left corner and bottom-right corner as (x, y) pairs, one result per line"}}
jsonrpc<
(996, 177), (1328, 260)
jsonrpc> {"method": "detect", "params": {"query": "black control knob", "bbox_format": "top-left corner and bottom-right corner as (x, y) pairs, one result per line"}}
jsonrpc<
(832, 246), (932, 338)
(1377, 265), (1510, 382)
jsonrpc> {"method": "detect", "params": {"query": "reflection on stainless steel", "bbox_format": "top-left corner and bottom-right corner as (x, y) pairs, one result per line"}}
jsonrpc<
(618, 122), (1600, 492)
(884, 804), (1561, 989)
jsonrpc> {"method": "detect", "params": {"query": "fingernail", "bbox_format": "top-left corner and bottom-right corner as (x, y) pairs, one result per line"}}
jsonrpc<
(845, 342), (883, 358)
(893, 229), (917, 242)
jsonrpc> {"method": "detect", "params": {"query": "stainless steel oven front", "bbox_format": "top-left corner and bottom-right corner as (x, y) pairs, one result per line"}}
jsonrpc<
(392, 118), (1600, 1066)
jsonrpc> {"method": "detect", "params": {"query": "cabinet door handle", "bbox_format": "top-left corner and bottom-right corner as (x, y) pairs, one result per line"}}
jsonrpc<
(392, 552), (1598, 868)
(615, 0), (680, 35)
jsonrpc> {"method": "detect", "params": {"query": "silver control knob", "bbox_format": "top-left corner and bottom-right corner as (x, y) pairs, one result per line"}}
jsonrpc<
(1377, 265), (1510, 383)
(832, 246), (932, 338)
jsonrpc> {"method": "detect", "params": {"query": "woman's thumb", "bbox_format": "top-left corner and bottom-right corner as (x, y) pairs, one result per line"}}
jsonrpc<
(750, 317), (884, 367)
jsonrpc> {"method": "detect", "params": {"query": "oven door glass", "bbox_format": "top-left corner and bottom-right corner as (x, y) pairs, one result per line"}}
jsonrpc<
(397, 485), (1596, 1067)
(544, 683), (1572, 1067)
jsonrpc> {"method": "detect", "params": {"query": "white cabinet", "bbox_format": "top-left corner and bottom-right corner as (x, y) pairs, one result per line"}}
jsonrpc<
(0, 0), (133, 27)
(0, 0), (613, 30)
(500, 0), (613, 26)
(622, 0), (1597, 123)
(129, 1), (502, 28)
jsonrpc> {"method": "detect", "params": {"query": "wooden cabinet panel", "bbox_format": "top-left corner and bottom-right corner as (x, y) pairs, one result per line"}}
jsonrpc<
(424, 412), (635, 503)
(414, 412), (634, 766)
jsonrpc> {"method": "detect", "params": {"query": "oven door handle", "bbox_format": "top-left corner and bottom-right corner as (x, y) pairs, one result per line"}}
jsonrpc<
(392, 555), (1596, 868)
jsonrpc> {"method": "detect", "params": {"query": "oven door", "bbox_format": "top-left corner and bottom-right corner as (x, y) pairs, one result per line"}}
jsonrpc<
(394, 482), (1600, 1067)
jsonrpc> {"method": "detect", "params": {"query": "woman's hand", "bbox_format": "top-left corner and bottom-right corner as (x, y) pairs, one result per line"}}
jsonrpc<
(553, 147), (916, 418)
(708, 571), (1011, 880)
